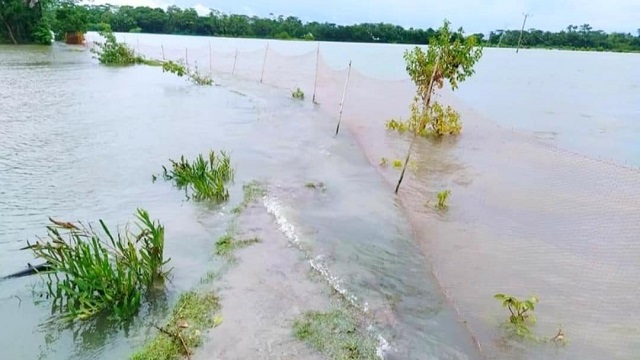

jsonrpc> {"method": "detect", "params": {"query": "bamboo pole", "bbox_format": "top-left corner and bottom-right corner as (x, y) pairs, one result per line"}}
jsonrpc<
(208, 41), (212, 72)
(394, 55), (441, 194)
(232, 48), (238, 75)
(185, 48), (189, 66)
(312, 43), (320, 103)
(161, 44), (165, 60)
(334, 60), (352, 136)
(260, 42), (269, 83)
(516, 13), (530, 53)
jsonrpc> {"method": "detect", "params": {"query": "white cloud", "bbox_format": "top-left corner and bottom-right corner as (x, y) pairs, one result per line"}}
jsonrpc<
(193, 3), (210, 16)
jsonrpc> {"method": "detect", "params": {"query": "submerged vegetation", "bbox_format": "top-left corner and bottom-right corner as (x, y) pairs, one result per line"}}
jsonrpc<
(26, 209), (170, 321)
(291, 87), (305, 100)
(293, 308), (378, 360)
(160, 150), (234, 202)
(215, 234), (260, 257)
(231, 181), (266, 214)
(130, 291), (222, 360)
(392, 19), (482, 193)
(162, 60), (213, 86)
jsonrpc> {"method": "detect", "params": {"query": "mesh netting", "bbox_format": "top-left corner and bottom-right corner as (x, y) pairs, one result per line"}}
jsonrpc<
(85, 33), (640, 359)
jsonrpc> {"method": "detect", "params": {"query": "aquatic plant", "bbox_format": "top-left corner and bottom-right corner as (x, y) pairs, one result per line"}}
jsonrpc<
(25, 209), (170, 321)
(130, 291), (222, 360)
(392, 19), (482, 193)
(494, 293), (538, 338)
(291, 87), (305, 100)
(215, 234), (260, 257)
(436, 190), (451, 210)
(162, 60), (213, 86)
(392, 160), (403, 169)
(231, 181), (266, 214)
(379, 157), (389, 167)
(293, 308), (378, 360)
(160, 150), (233, 202)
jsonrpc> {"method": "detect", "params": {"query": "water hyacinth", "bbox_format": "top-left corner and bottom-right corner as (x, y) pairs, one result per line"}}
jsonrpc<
(25, 209), (171, 322)
(160, 150), (234, 202)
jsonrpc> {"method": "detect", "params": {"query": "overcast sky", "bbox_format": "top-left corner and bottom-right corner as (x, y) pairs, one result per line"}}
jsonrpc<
(93, 0), (640, 34)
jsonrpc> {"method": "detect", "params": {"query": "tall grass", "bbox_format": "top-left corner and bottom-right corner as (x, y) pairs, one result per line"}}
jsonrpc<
(161, 150), (234, 202)
(25, 209), (170, 321)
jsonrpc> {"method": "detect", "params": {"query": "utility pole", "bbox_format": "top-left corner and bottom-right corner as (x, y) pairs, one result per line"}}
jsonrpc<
(516, 12), (531, 53)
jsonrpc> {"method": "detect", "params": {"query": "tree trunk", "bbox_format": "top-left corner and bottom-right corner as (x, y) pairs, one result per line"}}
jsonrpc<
(394, 56), (441, 194)
(0, 14), (18, 44)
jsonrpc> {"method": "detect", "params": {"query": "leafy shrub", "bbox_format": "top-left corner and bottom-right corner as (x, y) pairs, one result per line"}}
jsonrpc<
(291, 87), (305, 99)
(494, 293), (538, 337)
(436, 190), (451, 209)
(91, 29), (142, 65)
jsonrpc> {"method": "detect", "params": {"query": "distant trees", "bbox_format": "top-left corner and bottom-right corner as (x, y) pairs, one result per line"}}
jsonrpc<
(488, 23), (640, 52)
(3, 1), (640, 51)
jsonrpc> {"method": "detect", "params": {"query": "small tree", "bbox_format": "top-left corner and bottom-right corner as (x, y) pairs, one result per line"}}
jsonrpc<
(393, 20), (482, 193)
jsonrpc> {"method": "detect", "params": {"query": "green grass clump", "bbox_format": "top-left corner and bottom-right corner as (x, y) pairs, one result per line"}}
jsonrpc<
(130, 291), (222, 360)
(160, 150), (233, 202)
(293, 308), (378, 360)
(291, 87), (305, 100)
(215, 234), (260, 257)
(436, 190), (451, 210)
(26, 209), (170, 322)
(392, 160), (403, 169)
(231, 181), (266, 214)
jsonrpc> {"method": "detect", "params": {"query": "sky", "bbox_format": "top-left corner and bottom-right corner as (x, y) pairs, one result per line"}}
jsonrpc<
(91, 0), (640, 34)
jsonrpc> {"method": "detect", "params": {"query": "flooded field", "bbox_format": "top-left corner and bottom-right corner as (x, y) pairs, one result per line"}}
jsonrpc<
(0, 34), (638, 360)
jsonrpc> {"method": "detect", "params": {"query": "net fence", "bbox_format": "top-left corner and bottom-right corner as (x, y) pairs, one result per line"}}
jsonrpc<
(85, 33), (640, 359)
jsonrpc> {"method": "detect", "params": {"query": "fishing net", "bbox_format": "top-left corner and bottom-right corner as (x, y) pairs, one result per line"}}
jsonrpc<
(85, 33), (640, 359)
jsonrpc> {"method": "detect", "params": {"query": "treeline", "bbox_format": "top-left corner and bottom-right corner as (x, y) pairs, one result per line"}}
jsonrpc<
(487, 25), (640, 52)
(84, 5), (640, 52)
(2, 2), (640, 53)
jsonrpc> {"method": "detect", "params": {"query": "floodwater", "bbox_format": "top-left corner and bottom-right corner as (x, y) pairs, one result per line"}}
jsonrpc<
(0, 33), (639, 360)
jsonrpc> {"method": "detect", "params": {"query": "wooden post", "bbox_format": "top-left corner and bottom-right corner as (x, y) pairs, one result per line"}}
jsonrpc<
(260, 42), (269, 83)
(232, 48), (238, 75)
(516, 13), (531, 53)
(334, 60), (352, 136)
(394, 55), (441, 194)
(312, 43), (320, 103)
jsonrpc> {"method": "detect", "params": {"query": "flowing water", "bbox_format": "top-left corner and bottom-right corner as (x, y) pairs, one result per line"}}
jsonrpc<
(0, 34), (639, 360)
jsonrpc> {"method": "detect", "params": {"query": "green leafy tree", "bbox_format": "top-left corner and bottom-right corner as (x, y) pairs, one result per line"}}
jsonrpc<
(393, 19), (482, 193)
(52, 1), (87, 40)
(0, 0), (53, 44)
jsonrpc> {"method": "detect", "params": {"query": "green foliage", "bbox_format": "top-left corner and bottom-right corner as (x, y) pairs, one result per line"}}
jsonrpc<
(162, 60), (213, 86)
(436, 190), (451, 209)
(392, 160), (403, 169)
(494, 293), (539, 338)
(293, 308), (378, 360)
(291, 87), (305, 100)
(130, 291), (222, 360)
(53, 2), (88, 35)
(91, 29), (144, 65)
(25, 209), (170, 322)
(129, 26), (142, 33)
(302, 32), (314, 41)
(394, 19), (482, 138)
(160, 150), (234, 202)
(32, 22), (53, 45)
(0, 0), (53, 45)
